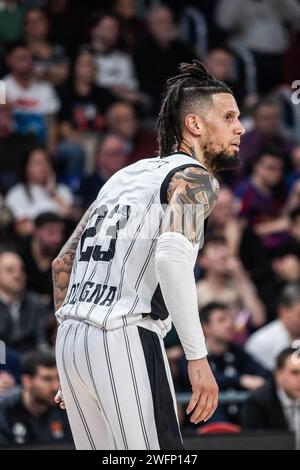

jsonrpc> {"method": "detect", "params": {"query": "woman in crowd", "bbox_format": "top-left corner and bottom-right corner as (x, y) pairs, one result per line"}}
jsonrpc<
(5, 147), (73, 236)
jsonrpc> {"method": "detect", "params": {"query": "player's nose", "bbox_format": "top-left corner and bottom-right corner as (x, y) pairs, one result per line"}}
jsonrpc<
(236, 119), (245, 136)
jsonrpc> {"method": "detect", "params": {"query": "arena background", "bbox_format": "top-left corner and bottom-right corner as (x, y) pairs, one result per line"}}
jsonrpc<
(0, 0), (300, 451)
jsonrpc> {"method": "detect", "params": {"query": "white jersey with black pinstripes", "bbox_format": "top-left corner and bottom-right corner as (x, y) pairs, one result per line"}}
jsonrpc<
(55, 153), (219, 338)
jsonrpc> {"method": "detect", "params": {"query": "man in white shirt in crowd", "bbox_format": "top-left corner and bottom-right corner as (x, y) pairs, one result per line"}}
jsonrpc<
(89, 11), (140, 104)
(246, 284), (300, 370)
(4, 42), (60, 153)
(243, 346), (300, 449)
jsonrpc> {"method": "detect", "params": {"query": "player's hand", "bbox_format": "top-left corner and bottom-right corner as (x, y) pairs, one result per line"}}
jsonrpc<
(186, 357), (218, 424)
(55, 389), (66, 410)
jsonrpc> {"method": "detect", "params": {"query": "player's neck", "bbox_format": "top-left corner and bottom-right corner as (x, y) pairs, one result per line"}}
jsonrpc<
(178, 141), (211, 173)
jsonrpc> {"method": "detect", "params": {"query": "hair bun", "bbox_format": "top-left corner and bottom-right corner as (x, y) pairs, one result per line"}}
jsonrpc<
(179, 60), (213, 81)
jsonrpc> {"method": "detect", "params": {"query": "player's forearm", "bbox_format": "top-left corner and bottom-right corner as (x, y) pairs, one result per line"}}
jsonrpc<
(52, 202), (95, 311)
(156, 166), (216, 358)
(155, 232), (207, 360)
(52, 256), (73, 312)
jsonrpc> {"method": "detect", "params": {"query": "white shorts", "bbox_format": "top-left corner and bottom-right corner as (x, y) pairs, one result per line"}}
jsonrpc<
(55, 318), (183, 450)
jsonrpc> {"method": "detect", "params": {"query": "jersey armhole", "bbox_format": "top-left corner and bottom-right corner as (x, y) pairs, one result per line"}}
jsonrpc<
(159, 163), (207, 207)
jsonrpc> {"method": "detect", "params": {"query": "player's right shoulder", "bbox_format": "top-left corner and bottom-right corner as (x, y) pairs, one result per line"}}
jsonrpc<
(166, 165), (213, 206)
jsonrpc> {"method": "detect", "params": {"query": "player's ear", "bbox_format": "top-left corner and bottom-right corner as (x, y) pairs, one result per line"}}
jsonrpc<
(184, 114), (203, 136)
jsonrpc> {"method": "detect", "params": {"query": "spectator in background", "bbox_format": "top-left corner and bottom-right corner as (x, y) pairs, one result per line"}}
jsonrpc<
(24, 7), (70, 86)
(0, 205), (19, 252)
(289, 207), (300, 244)
(283, 30), (300, 87)
(44, 315), (57, 352)
(5, 148), (73, 237)
(266, 184), (300, 278)
(113, 0), (147, 53)
(285, 178), (300, 217)
(0, 348), (21, 396)
(133, 5), (194, 112)
(78, 133), (129, 209)
(105, 101), (157, 164)
(275, 84), (300, 142)
(3, 43), (60, 153)
(18, 212), (65, 306)
(56, 48), (117, 187)
(286, 144), (300, 193)
(0, 1), (24, 45)
(270, 204), (300, 261)
(242, 347), (300, 449)
(196, 236), (266, 338)
(0, 102), (39, 193)
(58, 48), (116, 134)
(89, 11), (141, 103)
(0, 371), (16, 397)
(207, 187), (277, 321)
(0, 252), (48, 353)
(239, 99), (293, 178)
(0, 351), (72, 446)
(177, 303), (269, 424)
(215, 0), (300, 94)
(204, 47), (247, 107)
(246, 284), (300, 370)
(204, 46), (233, 82)
(200, 303), (269, 390)
(236, 149), (289, 249)
(270, 242), (300, 290)
(46, 0), (88, 56)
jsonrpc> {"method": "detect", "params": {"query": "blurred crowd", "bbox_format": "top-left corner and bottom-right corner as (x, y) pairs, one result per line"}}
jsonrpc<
(0, 0), (300, 449)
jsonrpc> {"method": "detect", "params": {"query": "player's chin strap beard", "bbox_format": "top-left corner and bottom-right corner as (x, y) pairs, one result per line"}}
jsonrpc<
(178, 141), (240, 174)
(204, 148), (242, 173)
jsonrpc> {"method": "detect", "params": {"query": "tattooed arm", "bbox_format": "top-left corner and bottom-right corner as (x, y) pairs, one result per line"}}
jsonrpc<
(155, 165), (219, 424)
(163, 166), (219, 243)
(52, 202), (95, 312)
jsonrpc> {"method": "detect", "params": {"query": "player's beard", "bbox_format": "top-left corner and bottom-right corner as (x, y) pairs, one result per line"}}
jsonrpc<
(203, 142), (241, 173)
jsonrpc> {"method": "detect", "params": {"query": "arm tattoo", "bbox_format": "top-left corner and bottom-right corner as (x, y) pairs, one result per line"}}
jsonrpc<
(162, 167), (219, 244)
(52, 202), (95, 312)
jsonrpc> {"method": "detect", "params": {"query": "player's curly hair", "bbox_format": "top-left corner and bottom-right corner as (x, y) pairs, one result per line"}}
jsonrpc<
(157, 60), (232, 157)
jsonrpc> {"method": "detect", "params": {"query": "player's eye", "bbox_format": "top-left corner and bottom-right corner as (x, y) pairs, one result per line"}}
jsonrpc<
(225, 114), (233, 121)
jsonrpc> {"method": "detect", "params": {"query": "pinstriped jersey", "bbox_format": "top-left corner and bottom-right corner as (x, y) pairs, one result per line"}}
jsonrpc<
(55, 153), (220, 338)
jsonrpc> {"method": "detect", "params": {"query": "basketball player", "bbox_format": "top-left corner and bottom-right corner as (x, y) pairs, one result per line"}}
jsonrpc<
(52, 61), (245, 450)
